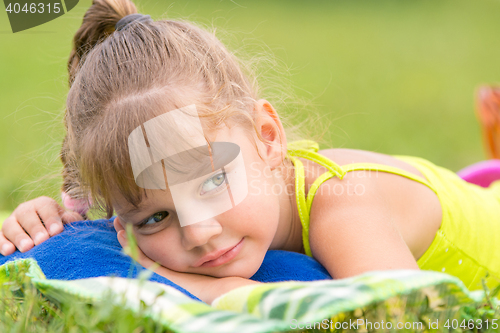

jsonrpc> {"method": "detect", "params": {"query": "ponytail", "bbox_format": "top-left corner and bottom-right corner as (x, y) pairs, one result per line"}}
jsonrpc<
(61, 0), (137, 218)
(67, 0), (137, 86)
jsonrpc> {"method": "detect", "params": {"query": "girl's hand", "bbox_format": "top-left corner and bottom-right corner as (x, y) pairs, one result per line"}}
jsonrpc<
(115, 221), (261, 304)
(116, 227), (162, 273)
(0, 196), (83, 256)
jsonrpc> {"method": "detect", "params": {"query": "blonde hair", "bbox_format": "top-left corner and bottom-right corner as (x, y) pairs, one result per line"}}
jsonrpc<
(62, 0), (315, 219)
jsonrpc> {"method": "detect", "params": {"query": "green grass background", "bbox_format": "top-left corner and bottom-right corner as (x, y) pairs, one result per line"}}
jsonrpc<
(1, 0), (500, 216)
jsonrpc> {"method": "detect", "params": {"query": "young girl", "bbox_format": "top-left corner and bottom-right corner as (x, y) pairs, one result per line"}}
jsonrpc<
(2, 0), (500, 305)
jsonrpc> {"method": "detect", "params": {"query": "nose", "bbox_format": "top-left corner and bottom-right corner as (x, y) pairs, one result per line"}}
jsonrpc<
(180, 218), (222, 251)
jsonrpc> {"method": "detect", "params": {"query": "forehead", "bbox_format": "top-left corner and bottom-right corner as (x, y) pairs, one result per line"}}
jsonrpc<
(114, 123), (257, 217)
(128, 105), (252, 185)
(113, 186), (171, 220)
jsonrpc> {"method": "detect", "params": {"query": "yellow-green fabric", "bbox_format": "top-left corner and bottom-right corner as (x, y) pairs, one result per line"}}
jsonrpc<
(286, 140), (500, 292)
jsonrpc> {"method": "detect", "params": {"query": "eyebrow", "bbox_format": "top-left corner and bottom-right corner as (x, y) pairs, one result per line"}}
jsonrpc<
(120, 205), (147, 219)
(119, 194), (174, 219)
(123, 207), (139, 216)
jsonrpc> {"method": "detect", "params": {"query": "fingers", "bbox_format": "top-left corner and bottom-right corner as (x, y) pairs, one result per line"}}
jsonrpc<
(0, 231), (16, 256)
(1, 214), (35, 253)
(36, 197), (64, 237)
(17, 196), (61, 244)
(1, 196), (77, 254)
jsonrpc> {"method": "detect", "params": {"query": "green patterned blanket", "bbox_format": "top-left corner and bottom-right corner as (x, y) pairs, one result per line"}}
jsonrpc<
(1, 258), (499, 332)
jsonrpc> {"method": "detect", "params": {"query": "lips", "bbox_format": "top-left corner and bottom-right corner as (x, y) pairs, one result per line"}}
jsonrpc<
(194, 238), (244, 268)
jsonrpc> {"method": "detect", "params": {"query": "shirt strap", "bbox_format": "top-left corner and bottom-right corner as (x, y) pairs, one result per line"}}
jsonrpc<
(286, 140), (347, 257)
(286, 155), (313, 257)
(287, 140), (346, 179)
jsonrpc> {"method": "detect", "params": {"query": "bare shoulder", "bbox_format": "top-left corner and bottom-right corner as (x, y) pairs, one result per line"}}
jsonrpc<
(304, 157), (421, 278)
(303, 147), (442, 263)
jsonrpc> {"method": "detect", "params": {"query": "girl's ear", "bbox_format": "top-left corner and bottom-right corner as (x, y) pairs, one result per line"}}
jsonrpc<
(113, 216), (125, 233)
(113, 216), (128, 248)
(254, 99), (287, 169)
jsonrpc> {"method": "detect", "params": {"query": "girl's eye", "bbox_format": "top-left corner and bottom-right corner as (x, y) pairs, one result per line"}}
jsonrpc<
(200, 172), (226, 196)
(142, 211), (169, 227)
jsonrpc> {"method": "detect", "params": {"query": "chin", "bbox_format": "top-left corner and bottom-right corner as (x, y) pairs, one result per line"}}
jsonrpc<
(217, 253), (264, 278)
(210, 267), (256, 279)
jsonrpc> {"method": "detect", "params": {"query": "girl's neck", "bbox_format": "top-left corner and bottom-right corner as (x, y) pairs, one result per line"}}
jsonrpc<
(270, 157), (305, 254)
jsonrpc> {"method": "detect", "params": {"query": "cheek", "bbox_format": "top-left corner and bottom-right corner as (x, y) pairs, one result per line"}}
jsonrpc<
(135, 231), (184, 269)
(247, 173), (281, 217)
(247, 162), (280, 198)
(231, 184), (280, 238)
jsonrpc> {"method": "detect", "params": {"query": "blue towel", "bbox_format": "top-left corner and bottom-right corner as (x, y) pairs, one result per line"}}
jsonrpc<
(0, 217), (331, 301)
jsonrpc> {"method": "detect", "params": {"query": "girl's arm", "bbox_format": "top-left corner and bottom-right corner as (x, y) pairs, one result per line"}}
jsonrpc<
(308, 173), (420, 280)
(151, 264), (261, 304)
(116, 230), (261, 304)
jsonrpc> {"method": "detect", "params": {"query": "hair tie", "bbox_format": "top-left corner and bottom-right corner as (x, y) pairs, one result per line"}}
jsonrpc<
(61, 191), (91, 216)
(115, 13), (152, 31)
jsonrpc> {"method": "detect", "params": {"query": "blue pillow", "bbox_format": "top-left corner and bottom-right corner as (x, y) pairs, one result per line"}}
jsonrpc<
(0, 218), (331, 302)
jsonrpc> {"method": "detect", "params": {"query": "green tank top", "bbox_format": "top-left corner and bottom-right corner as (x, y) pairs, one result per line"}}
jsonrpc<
(286, 140), (500, 292)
